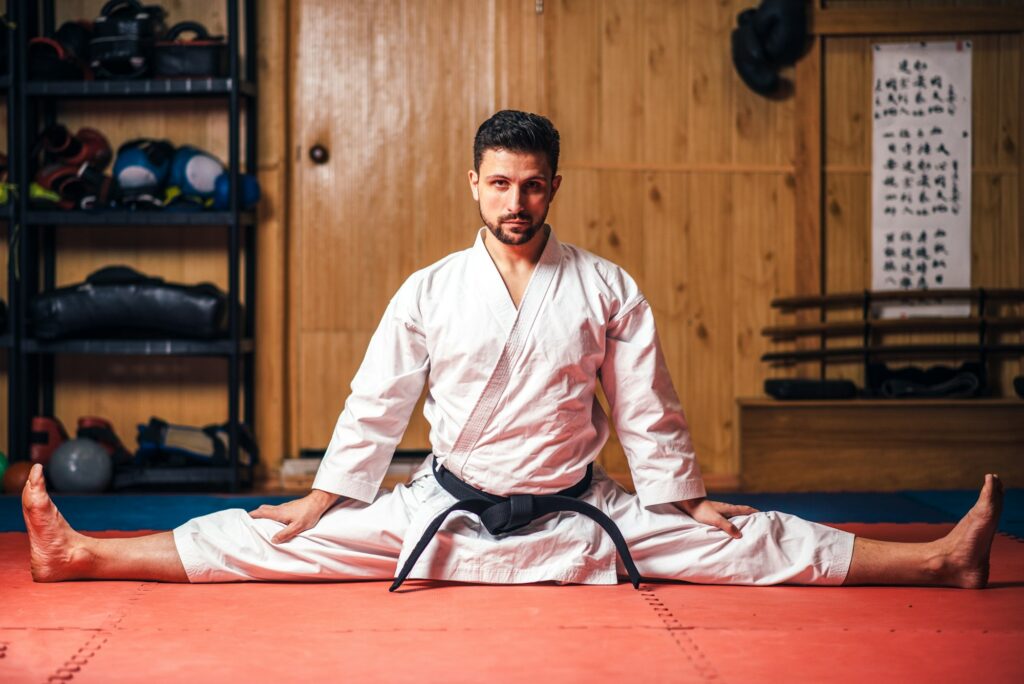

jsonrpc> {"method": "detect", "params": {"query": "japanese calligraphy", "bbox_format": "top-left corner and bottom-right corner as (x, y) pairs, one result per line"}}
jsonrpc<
(872, 42), (972, 317)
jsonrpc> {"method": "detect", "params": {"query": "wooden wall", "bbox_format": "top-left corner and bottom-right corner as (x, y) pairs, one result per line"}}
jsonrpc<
(287, 0), (802, 484)
(11, 0), (1018, 488)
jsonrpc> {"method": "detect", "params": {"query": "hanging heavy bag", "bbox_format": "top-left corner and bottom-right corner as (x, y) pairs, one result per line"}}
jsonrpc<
(89, 0), (167, 79)
(29, 265), (229, 340)
(154, 21), (228, 78)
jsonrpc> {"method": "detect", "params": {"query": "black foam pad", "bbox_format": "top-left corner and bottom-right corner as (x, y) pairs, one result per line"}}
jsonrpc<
(765, 379), (858, 400)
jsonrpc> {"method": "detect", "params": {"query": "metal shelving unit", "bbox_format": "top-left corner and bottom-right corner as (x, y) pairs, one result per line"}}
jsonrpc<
(11, 0), (259, 491)
(3, 0), (17, 463)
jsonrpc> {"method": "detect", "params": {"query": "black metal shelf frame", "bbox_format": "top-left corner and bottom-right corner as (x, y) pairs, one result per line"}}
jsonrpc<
(24, 210), (257, 226)
(5, 0), (18, 465)
(10, 0), (259, 491)
(25, 78), (256, 98)
(22, 338), (255, 356)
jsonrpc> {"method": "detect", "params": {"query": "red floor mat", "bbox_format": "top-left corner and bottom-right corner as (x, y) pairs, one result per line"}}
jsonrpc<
(1, 525), (1021, 683)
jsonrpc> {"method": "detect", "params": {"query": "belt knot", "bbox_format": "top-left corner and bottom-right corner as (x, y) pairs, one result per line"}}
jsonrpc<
(481, 494), (536, 535)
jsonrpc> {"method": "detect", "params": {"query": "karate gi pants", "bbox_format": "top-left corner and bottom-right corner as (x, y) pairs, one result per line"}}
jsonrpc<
(173, 464), (855, 586)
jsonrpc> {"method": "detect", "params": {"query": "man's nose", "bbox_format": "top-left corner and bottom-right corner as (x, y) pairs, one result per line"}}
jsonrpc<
(506, 186), (524, 212)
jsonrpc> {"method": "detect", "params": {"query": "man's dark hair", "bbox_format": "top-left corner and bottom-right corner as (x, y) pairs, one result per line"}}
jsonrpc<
(473, 110), (560, 177)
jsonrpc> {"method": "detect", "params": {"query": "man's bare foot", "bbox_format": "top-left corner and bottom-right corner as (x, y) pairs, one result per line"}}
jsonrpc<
(934, 473), (1004, 589)
(22, 464), (91, 582)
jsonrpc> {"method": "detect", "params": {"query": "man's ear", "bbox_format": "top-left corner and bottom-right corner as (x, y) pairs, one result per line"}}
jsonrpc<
(549, 174), (562, 202)
(468, 169), (480, 201)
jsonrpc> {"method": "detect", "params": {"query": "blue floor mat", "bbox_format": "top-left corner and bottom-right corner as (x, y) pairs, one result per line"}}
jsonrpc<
(0, 494), (298, 532)
(2, 490), (1020, 534)
(712, 492), (955, 524)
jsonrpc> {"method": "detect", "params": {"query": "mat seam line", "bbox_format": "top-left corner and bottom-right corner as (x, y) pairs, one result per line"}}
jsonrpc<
(639, 585), (721, 682)
(43, 582), (155, 683)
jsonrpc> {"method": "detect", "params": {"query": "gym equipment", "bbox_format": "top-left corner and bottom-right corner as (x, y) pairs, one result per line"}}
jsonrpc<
(211, 172), (261, 210)
(48, 438), (114, 493)
(764, 379), (857, 400)
(77, 417), (133, 465)
(0, 152), (8, 206)
(162, 185), (209, 211)
(731, 0), (807, 96)
(867, 362), (984, 399)
(89, 0), (168, 80)
(168, 146), (225, 199)
(31, 416), (70, 466)
(2, 461), (32, 494)
(113, 139), (174, 194)
(154, 21), (228, 78)
(28, 21), (95, 81)
(42, 125), (113, 171)
(33, 163), (119, 211)
(33, 164), (87, 210)
(136, 417), (258, 467)
(30, 265), (228, 340)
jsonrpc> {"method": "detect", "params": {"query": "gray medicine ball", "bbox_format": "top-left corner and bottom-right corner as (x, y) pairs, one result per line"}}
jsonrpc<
(48, 438), (113, 493)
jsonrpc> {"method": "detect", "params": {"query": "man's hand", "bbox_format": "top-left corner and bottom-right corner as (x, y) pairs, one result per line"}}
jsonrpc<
(248, 489), (341, 544)
(673, 497), (759, 539)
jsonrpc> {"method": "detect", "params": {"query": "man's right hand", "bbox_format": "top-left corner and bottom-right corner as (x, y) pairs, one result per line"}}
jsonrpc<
(248, 489), (341, 544)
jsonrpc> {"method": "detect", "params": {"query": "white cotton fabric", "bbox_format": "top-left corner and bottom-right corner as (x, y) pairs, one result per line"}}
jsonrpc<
(173, 459), (853, 586)
(173, 227), (855, 586)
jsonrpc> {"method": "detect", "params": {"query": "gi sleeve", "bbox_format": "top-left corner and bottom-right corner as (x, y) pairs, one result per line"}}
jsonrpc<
(599, 296), (706, 507)
(311, 279), (430, 503)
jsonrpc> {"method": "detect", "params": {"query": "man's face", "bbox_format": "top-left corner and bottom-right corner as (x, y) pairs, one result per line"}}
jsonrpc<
(469, 148), (561, 246)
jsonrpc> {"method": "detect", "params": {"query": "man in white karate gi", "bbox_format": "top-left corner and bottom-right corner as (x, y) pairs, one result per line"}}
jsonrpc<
(24, 110), (1002, 590)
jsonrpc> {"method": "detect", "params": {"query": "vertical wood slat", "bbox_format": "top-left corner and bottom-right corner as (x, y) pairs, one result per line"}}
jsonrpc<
(793, 31), (824, 380)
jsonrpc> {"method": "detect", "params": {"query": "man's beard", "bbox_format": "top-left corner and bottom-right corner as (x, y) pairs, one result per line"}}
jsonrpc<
(481, 209), (547, 245)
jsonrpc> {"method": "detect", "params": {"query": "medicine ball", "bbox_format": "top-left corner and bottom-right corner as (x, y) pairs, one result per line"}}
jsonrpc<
(3, 461), (34, 494)
(47, 438), (113, 493)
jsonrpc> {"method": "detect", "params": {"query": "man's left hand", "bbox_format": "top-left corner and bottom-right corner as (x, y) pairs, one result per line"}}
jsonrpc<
(673, 498), (759, 539)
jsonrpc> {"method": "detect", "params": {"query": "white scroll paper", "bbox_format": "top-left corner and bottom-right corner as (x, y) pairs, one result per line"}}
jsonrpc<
(871, 41), (972, 317)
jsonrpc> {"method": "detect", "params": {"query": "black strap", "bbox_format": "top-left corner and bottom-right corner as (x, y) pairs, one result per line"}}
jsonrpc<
(389, 458), (644, 592)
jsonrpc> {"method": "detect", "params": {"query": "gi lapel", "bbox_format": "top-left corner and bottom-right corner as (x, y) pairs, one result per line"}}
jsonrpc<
(447, 227), (562, 475)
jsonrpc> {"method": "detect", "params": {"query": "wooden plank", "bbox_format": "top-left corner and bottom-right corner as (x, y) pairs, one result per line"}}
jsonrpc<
(739, 398), (1024, 491)
(599, 0), (645, 165)
(641, 0), (690, 165)
(810, 7), (1024, 36)
(793, 30), (823, 379)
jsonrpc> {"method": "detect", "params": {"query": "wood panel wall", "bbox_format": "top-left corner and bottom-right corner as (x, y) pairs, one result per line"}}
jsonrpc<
(288, 0), (802, 483)
(15, 0), (1018, 487)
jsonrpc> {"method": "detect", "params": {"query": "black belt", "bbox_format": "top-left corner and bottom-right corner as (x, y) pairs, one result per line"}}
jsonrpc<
(389, 458), (644, 591)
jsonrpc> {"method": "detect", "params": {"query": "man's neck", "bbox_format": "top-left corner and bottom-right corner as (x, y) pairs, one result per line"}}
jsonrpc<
(483, 225), (550, 275)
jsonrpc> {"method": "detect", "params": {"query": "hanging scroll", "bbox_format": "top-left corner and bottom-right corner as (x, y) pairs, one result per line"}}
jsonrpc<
(871, 41), (972, 318)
